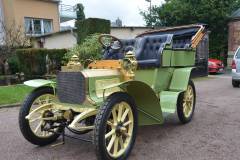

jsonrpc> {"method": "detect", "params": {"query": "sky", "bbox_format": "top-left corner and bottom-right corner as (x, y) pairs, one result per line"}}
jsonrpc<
(61, 0), (164, 26)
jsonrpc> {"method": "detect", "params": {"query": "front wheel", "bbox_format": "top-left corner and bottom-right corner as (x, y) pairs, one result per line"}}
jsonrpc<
(94, 92), (138, 160)
(177, 80), (196, 124)
(232, 80), (240, 88)
(19, 87), (61, 146)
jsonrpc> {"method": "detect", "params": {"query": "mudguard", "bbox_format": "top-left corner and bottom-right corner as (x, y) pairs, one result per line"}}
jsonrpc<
(103, 81), (164, 126)
(24, 79), (56, 88)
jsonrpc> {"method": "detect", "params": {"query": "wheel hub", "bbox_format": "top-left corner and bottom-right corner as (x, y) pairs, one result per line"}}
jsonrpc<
(115, 123), (124, 136)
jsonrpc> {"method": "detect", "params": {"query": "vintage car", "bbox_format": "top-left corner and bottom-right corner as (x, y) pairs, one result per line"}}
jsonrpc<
(19, 24), (207, 160)
(208, 58), (224, 74)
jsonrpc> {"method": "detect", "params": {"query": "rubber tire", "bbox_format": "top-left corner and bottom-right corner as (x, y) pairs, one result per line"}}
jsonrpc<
(19, 87), (61, 146)
(232, 80), (240, 88)
(94, 92), (138, 160)
(177, 80), (196, 124)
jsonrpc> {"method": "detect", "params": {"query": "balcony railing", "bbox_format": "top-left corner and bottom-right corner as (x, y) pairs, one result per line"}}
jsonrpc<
(60, 4), (77, 23)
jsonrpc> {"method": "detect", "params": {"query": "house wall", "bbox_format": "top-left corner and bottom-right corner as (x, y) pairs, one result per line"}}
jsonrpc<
(0, 0), (5, 45)
(228, 20), (240, 67)
(33, 32), (77, 49)
(111, 27), (152, 39)
(1, 0), (60, 33)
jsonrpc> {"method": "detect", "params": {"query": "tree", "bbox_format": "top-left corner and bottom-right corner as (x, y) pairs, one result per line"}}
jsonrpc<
(76, 3), (85, 21)
(0, 20), (30, 74)
(140, 0), (240, 59)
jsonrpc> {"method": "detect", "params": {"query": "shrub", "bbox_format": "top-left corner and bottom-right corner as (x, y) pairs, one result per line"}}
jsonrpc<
(15, 48), (68, 76)
(8, 54), (20, 74)
(67, 33), (102, 67)
(75, 18), (110, 44)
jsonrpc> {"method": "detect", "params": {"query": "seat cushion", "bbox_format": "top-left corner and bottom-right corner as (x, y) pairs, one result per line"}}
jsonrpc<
(137, 59), (160, 68)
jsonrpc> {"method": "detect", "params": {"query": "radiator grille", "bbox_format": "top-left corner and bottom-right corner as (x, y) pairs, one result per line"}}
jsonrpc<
(57, 72), (86, 104)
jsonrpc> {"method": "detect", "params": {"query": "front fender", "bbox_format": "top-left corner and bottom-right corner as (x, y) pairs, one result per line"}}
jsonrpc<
(103, 81), (164, 126)
(24, 79), (56, 88)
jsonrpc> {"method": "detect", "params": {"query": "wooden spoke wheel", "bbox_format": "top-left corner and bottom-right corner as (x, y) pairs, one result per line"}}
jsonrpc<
(19, 87), (61, 146)
(94, 92), (138, 160)
(177, 80), (196, 124)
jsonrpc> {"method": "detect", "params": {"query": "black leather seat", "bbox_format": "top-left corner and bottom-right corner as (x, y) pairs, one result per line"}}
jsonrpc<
(104, 34), (173, 68)
(120, 39), (136, 53)
(103, 39), (137, 60)
(135, 34), (173, 68)
(172, 38), (191, 49)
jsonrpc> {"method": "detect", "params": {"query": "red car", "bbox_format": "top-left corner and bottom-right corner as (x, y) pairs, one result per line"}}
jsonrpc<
(208, 58), (224, 73)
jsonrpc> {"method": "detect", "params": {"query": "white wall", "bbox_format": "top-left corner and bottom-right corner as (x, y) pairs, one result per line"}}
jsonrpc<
(33, 32), (77, 49)
(111, 27), (152, 39)
(43, 33), (77, 49)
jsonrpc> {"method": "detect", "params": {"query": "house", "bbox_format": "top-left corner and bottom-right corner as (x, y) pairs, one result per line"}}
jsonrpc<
(228, 8), (240, 67)
(0, 0), (62, 38)
(32, 26), (154, 49)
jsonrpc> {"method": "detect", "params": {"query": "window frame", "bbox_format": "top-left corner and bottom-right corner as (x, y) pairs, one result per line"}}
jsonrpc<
(24, 17), (53, 35)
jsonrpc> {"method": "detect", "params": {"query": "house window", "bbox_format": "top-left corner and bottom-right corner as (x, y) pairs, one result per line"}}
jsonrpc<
(25, 18), (53, 35)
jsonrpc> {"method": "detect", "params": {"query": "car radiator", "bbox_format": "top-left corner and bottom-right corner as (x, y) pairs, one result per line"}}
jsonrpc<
(57, 72), (86, 104)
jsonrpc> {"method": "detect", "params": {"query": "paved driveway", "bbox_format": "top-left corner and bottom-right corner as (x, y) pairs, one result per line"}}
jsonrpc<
(0, 74), (240, 160)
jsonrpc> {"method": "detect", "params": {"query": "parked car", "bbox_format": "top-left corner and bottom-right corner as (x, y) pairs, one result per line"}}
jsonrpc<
(232, 47), (240, 87)
(18, 24), (207, 160)
(208, 58), (224, 74)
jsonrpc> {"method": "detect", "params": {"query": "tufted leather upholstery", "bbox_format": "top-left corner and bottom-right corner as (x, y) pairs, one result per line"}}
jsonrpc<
(103, 34), (173, 68)
(135, 34), (173, 68)
(172, 38), (191, 49)
(120, 39), (137, 53)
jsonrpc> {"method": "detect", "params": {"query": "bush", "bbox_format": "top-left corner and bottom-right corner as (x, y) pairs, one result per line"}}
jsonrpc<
(15, 48), (68, 76)
(75, 18), (110, 44)
(8, 55), (20, 74)
(67, 33), (102, 67)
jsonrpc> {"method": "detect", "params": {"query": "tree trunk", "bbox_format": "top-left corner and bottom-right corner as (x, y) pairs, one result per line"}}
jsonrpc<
(4, 60), (9, 75)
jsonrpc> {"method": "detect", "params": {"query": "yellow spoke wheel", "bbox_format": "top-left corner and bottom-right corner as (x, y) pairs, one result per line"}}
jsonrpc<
(28, 94), (55, 138)
(177, 80), (196, 124)
(19, 87), (61, 146)
(94, 93), (138, 160)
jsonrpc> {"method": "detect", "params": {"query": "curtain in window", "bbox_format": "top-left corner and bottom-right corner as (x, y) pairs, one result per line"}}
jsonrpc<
(43, 20), (52, 34)
(24, 18), (32, 34)
(33, 19), (41, 34)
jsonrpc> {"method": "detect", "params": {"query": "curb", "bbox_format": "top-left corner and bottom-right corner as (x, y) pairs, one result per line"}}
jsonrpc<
(0, 103), (21, 109)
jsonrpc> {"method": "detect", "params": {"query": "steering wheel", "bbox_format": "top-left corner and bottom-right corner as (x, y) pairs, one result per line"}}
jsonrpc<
(98, 34), (123, 50)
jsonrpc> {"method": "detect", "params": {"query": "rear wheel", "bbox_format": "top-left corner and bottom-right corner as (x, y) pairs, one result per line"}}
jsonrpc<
(177, 80), (196, 124)
(94, 92), (138, 160)
(232, 80), (240, 88)
(19, 87), (61, 146)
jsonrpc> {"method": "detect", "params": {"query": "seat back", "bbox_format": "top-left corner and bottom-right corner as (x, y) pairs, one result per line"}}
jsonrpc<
(120, 39), (136, 53)
(135, 34), (173, 67)
(172, 37), (191, 49)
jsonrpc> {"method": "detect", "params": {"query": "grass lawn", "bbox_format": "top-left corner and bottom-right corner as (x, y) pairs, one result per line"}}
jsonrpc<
(0, 85), (33, 106)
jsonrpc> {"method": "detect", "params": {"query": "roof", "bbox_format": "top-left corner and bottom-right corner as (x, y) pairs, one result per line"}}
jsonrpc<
(31, 28), (76, 38)
(111, 26), (154, 29)
(39, 0), (60, 3)
(137, 24), (207, 37)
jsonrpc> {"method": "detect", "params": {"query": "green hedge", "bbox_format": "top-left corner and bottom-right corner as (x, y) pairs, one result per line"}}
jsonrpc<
(15, 48), (68, 76)
(67, 33), (102, 67)
(75, 18), (110, 44)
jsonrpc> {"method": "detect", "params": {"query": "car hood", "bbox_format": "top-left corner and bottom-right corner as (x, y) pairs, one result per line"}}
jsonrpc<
(208, 58), (222, 63)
